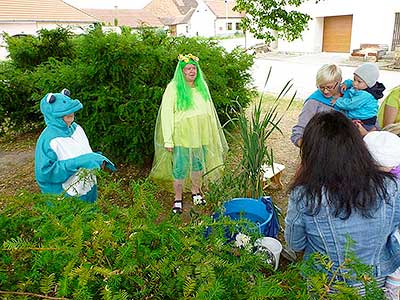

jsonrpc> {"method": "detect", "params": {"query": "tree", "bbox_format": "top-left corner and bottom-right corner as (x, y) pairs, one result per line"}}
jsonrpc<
(233, 0), (316, 43)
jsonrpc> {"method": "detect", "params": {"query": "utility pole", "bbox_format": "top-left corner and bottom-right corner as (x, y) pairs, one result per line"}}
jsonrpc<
(225, 0), (228, 35)
(114, 5), (119, 27)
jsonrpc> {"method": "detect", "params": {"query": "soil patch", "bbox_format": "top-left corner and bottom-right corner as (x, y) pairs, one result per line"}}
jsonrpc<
(0, 131), (39, 195)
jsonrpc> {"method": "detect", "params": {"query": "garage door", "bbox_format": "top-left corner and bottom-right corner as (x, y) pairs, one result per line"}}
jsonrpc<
(322, 15), (353, 53)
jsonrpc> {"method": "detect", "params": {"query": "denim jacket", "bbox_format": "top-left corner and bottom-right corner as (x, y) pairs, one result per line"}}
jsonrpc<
(285, 178), (400, 280)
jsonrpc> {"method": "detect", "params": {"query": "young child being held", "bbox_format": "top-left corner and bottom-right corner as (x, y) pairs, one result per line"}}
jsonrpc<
(331, 63), (385, 130)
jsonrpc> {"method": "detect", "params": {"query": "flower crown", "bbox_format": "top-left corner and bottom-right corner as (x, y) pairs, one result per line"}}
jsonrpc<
(178, 53), (199, 63)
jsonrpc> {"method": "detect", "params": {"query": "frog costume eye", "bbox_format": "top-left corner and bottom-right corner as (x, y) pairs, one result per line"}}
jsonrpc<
(61, 88), (71, 97)
(46, 93), (56, 103)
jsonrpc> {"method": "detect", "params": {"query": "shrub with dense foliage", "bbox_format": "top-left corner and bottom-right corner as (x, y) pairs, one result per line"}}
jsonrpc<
(0, 27), (254, 163)
(4, 27), (75, 70)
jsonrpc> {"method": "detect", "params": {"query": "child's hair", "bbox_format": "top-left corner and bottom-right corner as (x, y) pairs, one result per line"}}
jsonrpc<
(353, 63), (379, 88)
(316, 64), (342, 87)
(383, 123), (400, 137)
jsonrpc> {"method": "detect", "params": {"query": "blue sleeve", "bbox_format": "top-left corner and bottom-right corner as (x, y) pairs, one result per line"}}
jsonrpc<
(334, 90), (373, 111)
(35, 147), (114, 184)
(284, 190), (307, 251)
(343, 79), (353, 89)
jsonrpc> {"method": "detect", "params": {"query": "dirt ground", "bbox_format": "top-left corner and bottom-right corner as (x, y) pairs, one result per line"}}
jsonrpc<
(0, 99), (302, 213)
(0, 132), (39, 195)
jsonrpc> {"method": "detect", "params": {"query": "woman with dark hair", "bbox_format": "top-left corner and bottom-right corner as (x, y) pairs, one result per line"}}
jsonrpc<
(285, 110), (400, 297)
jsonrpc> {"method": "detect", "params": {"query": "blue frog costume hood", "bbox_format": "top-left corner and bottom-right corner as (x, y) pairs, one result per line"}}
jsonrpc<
(35, 89), (115, 203)
(40, 89), (83, 129)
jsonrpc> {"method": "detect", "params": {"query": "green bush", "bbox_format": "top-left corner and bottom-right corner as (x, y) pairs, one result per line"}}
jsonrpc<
(0, 62), (39, 134)
(5, 27), (75, 70)
(0, 27), (254, 163)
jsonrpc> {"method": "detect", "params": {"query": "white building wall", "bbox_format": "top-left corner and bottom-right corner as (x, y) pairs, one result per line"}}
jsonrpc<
(277, 17), (323, 52)
(37, 22), (92, 34)
(350, 9), (396, 51)
(215, 18), (242, 37)
(176, 24), (188, 36)
(277, 0), (400, 53)
(189, 0), (216, 37)
(0, 22), (38, 36)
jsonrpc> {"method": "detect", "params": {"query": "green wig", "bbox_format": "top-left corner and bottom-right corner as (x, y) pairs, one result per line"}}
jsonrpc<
(173, 54), (211, 111)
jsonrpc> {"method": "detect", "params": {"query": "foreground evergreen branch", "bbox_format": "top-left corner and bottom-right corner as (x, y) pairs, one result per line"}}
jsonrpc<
(0, 181), (386, 299)
(0, 290), (70, 299)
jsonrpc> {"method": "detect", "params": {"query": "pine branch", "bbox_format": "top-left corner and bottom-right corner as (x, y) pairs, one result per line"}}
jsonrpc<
(0, 290), (70, 299)
(2, 247), (66, 251)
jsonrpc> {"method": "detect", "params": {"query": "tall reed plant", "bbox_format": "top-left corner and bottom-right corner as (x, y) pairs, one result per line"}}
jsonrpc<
(226, 68), (295, 199)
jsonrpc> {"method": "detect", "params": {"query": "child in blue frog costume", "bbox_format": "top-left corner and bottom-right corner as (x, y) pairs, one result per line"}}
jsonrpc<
(35, 89), (116, 203)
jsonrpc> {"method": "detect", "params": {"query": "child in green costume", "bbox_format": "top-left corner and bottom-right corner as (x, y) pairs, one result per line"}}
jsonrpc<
(150, 54), (228, 213)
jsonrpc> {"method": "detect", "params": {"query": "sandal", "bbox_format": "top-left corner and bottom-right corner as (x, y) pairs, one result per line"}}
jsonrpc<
(172, 200), (183, 214)
(192, 193), (206, 206)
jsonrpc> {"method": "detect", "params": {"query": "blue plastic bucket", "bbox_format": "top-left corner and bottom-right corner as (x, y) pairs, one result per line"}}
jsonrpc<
(222, 198), (273, 236)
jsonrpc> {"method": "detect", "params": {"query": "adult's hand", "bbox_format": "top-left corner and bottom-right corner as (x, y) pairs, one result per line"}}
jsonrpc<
(296, 138), (303, 148)
(353, 120), (375, 137)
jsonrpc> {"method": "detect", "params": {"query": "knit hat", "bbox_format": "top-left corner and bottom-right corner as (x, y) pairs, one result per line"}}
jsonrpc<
(354, 63), (379, 88)
(364, 131), (400, 168)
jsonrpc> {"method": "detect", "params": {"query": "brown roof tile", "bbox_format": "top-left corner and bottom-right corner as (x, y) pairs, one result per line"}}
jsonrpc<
(144, 0), (197, 18)
(205, 0), (244, 18)
(84, 9), (163, 27)
(0, 0), (98, 22)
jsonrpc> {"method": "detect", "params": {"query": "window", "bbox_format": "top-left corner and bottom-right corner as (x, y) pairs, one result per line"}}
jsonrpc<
(227, 22), (232, 30)
(236, 22), (241, 30)
(186, 25), (189, 33)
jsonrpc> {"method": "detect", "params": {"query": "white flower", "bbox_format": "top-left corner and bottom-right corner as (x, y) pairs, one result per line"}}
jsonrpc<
(235, 233), (251, 248)
(192, 194), (205, 205)
(261, 163), (269, 172)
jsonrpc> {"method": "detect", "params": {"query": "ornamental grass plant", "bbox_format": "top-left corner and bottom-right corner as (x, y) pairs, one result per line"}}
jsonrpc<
(225, 68), (295, 199)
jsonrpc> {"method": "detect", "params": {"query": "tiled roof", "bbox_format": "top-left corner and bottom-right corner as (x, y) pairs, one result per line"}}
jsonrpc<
(160, 7), (195, 25)
(84, 9), (163, 27)
(0, 0), (98, 22)
(144, 0), (197, 18)
(205, 0), (244, 18)
(143, 0), (242, 25)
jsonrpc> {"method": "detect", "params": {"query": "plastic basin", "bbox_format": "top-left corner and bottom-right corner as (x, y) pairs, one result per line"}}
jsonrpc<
(222, 198), (273, 236)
